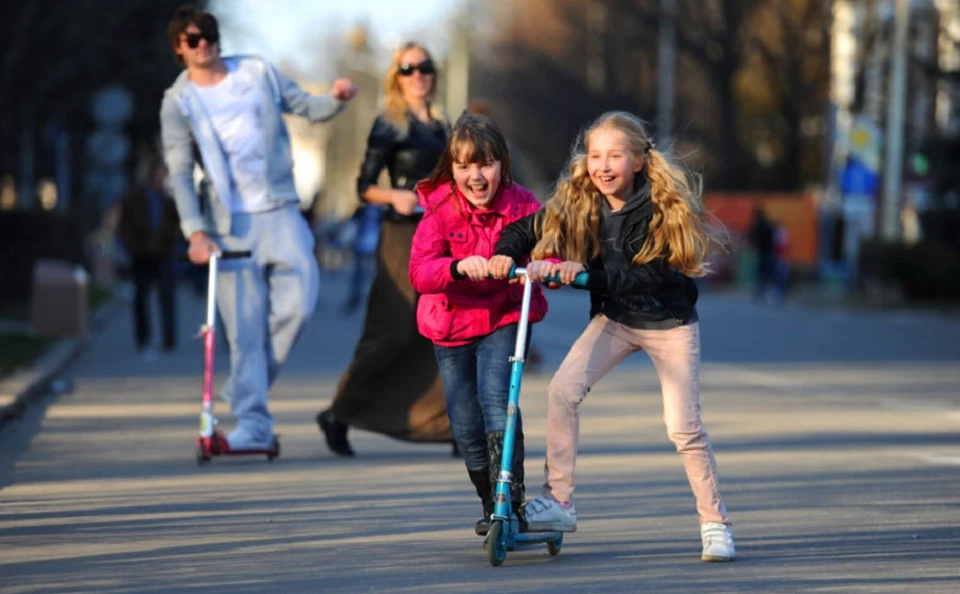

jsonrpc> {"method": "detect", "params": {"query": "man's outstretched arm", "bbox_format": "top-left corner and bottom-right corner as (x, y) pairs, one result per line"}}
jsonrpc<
(271, 62), (357, 122)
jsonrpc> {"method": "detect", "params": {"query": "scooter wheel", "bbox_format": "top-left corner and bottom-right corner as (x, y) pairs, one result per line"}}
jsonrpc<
(485, 520), (507, 566)
(547, 535), (562, 556)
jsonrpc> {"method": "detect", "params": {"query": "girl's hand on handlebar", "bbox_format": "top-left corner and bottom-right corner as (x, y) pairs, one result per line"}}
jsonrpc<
(525, 260), (559, 287)
(487, 255), (515, 281)
(556, 261), (586, 285)
(456, 256), (489, 281)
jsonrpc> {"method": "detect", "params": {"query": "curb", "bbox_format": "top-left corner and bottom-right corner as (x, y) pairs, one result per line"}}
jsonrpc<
(0, 293), (124, 430)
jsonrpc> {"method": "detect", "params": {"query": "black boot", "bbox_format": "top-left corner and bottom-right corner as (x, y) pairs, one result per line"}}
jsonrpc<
(316, 410), (355, 457)
(512, 424), (526, 529)
(487, 426), (527, 532)
(468, 469), (494, 535)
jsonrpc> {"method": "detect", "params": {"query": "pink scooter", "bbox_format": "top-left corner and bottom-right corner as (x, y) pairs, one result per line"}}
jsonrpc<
(190, 251), (280, 465)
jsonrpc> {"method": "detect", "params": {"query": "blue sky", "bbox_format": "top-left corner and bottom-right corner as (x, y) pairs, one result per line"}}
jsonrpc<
(210, 0), (463, 75)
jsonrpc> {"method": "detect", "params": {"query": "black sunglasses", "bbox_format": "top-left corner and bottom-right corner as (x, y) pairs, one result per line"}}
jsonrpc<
(397, 61), (436, 77)
(184, 31), (218, 49)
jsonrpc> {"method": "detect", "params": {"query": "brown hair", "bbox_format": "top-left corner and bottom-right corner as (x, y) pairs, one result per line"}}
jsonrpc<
(422, 112), (513, 194)
(167, 5), (220, 64)
(533, 111), (711, 277)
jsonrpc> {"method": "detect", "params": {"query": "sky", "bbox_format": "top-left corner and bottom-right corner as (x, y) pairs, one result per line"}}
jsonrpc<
(210, 0), (464, 77)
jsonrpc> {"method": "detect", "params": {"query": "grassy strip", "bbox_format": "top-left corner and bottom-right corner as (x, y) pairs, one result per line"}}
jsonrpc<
(0, 334), (56, 378)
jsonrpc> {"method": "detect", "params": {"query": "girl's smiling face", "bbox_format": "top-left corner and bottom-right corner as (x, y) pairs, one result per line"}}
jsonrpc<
(586, 127), (646, 205)
(453, 156), (502, 210)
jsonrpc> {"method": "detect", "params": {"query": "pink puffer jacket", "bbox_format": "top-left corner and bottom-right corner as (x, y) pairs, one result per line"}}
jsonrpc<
(409, 181), (548, 346)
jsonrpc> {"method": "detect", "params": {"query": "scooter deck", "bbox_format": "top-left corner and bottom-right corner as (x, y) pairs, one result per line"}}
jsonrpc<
(196, 432), (280, 464)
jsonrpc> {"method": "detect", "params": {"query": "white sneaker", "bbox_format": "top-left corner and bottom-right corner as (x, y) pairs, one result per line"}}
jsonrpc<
(226, 428), (273, 451)
(522, 496), (577, 532)
(700, 522), (736, 562)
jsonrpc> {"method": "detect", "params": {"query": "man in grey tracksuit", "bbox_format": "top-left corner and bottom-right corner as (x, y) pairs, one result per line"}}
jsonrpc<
(160, 6), (357, 449)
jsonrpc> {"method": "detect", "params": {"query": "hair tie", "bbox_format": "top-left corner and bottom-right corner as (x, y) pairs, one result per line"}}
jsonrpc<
(645, 141), (656, 154)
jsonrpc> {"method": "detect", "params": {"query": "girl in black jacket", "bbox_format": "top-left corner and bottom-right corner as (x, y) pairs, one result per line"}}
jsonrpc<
(490, 111), (736, 562)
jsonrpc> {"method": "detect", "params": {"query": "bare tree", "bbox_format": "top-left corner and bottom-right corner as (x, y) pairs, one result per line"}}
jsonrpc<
(742, 0), (832, 189)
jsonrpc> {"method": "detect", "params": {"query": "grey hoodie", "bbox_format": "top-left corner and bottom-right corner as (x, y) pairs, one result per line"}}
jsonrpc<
(160, 55), (345, 238)
(599, 176), (652, 272)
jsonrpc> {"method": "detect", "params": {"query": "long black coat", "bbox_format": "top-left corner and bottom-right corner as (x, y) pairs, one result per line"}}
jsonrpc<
(328, 112), (451, 442)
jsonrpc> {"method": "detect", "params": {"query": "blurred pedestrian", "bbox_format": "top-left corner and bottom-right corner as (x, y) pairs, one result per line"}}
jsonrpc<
(117, 157), (180, 359)
(316, 41), (451, 457)
(490, 111), (736, 562)
(341, 203), (383, 314)
(901, 198), (922, 246)
(772, 223), (790, 304)
(410, 113), (546, 534)
(160, 5), (357, 450)
(748, 206), (776, 303)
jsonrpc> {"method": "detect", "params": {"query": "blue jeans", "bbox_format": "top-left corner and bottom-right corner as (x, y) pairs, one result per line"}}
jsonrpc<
(434, 323), (526, 472)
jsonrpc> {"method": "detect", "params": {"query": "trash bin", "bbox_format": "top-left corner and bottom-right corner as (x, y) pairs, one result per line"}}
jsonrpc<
(31, 260), (88, 338)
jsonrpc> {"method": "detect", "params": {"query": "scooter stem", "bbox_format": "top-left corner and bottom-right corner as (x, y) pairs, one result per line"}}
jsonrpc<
(493, 269), (533, 520)
(200, 254), (220, 427)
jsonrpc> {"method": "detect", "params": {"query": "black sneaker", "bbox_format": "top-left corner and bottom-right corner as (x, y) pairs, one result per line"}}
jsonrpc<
(316, 410), (355, 457)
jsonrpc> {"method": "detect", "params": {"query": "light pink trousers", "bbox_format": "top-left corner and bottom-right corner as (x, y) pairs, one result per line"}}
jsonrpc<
(543, 316), (730, 525)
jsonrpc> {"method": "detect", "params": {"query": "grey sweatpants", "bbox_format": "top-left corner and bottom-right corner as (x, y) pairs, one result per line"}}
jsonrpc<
(215, 204), (320, 442)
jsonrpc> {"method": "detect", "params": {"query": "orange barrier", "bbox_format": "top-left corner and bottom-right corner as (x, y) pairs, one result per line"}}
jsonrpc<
(704, 192), (819, 267)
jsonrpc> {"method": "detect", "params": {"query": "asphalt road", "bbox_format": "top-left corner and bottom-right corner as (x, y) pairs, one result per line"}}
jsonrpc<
(2, 272), (959, 593)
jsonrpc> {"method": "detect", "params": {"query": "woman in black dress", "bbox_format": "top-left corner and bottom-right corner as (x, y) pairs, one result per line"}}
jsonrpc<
(317, 41), (451, 456)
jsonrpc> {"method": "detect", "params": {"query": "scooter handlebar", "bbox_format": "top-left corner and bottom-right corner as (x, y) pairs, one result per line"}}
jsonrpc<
(508, 264), (589, 289)
(178, 250), (252, 263)
(216, 250), (252, 260)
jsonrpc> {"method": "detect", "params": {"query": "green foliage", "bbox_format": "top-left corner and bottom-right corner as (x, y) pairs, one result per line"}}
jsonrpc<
(0, 334), (55, 378)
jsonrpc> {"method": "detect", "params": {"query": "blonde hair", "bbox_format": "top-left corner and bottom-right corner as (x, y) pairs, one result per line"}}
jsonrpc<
(532, 111), (710, 277)
(383, 41), (444, 136)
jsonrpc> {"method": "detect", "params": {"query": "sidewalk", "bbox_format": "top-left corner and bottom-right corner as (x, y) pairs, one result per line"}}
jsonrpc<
(2, 273), (959, 593)
(0, 291), (124, 427)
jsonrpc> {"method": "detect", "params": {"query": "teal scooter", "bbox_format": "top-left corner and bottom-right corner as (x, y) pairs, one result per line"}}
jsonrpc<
(484, 266), (588, 567)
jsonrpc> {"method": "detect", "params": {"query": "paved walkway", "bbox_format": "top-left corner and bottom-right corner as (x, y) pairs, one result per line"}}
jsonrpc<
(2, 272), (960, 593)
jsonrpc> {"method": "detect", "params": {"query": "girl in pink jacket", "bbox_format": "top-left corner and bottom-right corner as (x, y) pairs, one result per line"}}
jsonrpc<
(409, 113), (546, 535)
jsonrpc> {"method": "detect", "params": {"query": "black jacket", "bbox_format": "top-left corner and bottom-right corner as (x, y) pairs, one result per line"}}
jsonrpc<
(356, 113), (448, 220)
(494, 204), (699, 328)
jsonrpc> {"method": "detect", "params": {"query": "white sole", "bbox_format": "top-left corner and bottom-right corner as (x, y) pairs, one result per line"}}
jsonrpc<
(701, 554), (736, 562)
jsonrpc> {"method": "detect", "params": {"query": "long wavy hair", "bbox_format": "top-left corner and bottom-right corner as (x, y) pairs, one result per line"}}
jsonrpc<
(383, 41), (444, 136)
(532, 111), (710, 277)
